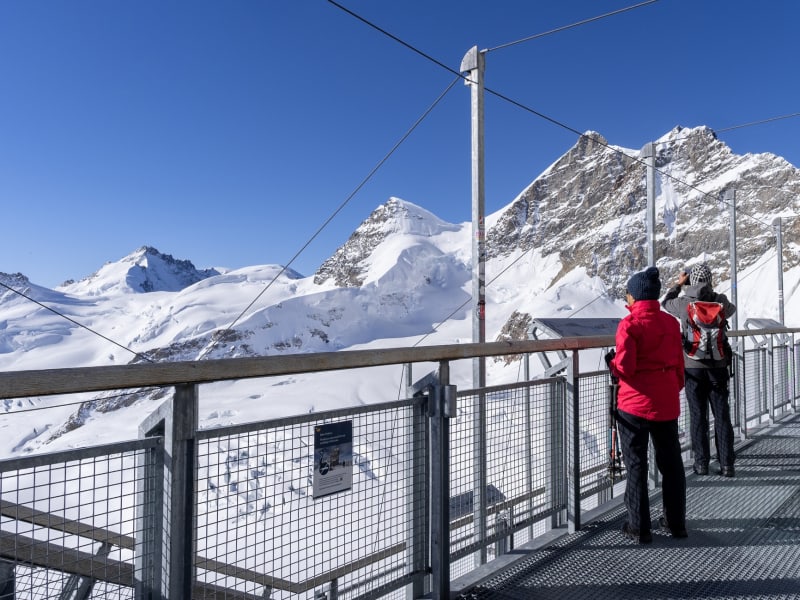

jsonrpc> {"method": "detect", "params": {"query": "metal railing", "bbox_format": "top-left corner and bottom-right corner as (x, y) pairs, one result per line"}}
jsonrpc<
(0, 328), (797, 599)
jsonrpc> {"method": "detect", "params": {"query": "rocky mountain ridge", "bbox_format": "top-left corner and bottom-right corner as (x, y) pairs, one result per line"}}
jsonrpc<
(1, 125), (798, 454)
(489, 126), (799, 301)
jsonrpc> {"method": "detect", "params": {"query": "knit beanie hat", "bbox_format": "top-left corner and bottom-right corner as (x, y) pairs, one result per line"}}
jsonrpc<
(626, 266), (661, 301)
(689, 263), (712, 287)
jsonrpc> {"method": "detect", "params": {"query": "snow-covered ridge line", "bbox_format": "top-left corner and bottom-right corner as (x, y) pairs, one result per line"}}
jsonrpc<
(0, 125), (798, 457)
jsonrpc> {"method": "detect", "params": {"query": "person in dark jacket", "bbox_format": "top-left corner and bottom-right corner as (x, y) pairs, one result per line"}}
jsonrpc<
(661, 263), (737, 477)
(608, 266), (687, 543)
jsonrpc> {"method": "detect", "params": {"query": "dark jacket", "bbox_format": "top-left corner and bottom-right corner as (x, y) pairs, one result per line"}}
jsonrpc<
(608, 300), (685, 421)
(661, 282), (736, 369)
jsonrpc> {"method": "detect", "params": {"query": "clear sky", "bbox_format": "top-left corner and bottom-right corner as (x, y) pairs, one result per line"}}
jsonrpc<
(2, 1), (798, 288)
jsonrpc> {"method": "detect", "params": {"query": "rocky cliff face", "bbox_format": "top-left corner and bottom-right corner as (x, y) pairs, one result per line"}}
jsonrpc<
(488, 126), (800, 300)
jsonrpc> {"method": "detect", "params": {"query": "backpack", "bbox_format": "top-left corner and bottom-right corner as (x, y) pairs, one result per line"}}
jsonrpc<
(684, 301), (728, 361)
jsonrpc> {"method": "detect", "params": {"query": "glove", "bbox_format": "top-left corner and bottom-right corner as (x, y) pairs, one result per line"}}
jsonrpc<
(605, 350), (619, 384)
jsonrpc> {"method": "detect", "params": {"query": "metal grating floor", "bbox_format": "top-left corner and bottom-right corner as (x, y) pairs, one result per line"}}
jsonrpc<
(458, 414), (800, 600)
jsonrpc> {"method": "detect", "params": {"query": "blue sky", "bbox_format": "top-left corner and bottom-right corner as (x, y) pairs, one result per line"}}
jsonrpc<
(2, 1), (798, 288)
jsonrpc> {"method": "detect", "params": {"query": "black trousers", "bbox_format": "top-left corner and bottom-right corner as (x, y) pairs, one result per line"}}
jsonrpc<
(616, 410), (686, 533)
(684, 367), (736, 468)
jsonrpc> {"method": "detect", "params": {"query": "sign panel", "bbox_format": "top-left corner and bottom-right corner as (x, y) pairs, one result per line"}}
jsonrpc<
(533, 317), (621, 338)
(313, 421), (353, 498)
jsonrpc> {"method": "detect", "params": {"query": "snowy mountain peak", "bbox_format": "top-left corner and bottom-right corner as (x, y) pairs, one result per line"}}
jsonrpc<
(0, 272), (30, 288)
(488, 125), (800, 301)
(59, 246), (221, 296)
(1, 125), (799, 457)
(0, 272), (32, 303)
(313, 197), (460, 287)
(377, 197), (459, 236)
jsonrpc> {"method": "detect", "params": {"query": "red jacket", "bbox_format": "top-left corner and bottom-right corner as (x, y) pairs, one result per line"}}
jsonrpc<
(609, 300), (685, 421)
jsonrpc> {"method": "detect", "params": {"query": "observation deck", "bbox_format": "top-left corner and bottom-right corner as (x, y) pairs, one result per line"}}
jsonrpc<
(456, 412), (800, 600)
(0, 325), (798, 599)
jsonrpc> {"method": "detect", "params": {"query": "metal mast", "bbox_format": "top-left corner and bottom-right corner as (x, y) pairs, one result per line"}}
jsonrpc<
(642, 142), (656, 266)
(460, 45), (488, 566)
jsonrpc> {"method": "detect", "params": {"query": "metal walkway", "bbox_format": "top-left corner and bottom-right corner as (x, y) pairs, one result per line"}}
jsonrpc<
(456, 413), (800, 600)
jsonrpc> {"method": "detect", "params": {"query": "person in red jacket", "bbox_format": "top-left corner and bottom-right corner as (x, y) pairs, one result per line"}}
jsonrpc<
(608, 266), (687, 543)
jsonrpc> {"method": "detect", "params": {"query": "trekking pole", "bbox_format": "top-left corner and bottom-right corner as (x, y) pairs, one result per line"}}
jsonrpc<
(604, 350), (624, 483)
(607, 380), (624, 483)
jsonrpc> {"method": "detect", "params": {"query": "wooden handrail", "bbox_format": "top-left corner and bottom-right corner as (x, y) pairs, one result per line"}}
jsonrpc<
(1, 329), (796, 400)
(0, 337), (619, 398)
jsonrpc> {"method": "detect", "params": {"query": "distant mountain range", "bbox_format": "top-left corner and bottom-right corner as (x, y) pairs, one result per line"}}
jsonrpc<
(1, 125), (798, 456)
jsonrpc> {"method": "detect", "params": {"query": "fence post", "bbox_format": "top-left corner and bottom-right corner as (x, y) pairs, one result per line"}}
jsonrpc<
(494, 509), (512, 556)
(428, 361), (456, 600)
(734, 338), (747, 440)
(524, 354), (535, 538)
(768, 336), (776, 424)
(548, 379), (566, 530)
(407, 365), (430, 600)
(168, 384), (199, 600)
(137, 402), (168, 599)
(793, 334), (799, 409)
(472, 392), (487, 567)
(566, 351), (581, 533)
(0, 559), (14, 600)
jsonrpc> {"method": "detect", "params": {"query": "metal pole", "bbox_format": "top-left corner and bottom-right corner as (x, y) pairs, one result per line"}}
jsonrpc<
(768, 335), (776, 424)
(774, 217), (785, 324)
(726, 189), (739, 331)
(642, 142), (656, 266)
(0, 560), (15, 600)
(169, 383), (198, 600)
(460, 45), (486, 385)
(566, 350), (581, 533)
(725, 188), (744, 425)
(549, 379), (565, 530)
(461, 44), (488, 566)
(429, 362), (455, 600)
(524, 354), (534, 538)
(407, 364), (429, 600)
(137, 405), (167, 599)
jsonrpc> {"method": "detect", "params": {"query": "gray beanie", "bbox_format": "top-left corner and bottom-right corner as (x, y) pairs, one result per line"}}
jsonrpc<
(690, 263), (712, 287)
(626, 267), (661, 301)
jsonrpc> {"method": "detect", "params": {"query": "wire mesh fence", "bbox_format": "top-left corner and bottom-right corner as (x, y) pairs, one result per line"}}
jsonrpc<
(194, 400), (425, 600)
(0, 439), (160, 599)
(449, 379), (565, 576)
(743, 348), (768, 426)
(0, 330), (797, 599)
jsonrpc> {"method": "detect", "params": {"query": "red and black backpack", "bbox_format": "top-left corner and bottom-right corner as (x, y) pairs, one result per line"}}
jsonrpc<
(684, 301), (728, 361)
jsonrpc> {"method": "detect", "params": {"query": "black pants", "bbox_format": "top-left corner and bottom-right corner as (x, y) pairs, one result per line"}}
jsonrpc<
(616, 410), (686, 533)
(684, 367), (735, 468)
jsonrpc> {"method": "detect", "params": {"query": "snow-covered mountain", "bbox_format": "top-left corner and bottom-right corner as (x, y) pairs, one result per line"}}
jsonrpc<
(1, 126), (798, 457)
(59, 245), (222, 295)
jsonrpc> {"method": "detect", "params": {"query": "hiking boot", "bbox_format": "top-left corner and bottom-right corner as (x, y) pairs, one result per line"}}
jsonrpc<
(720, 465), (735, 477)
(622, 522), (652, 544)
(658, 516), (688, 538)
(693, 463), (709, 476)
